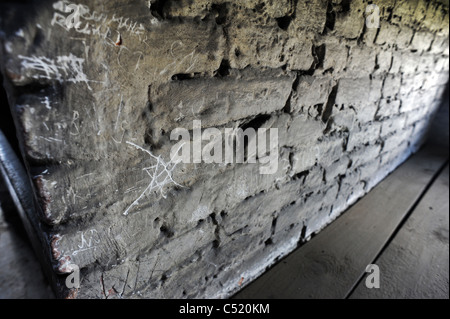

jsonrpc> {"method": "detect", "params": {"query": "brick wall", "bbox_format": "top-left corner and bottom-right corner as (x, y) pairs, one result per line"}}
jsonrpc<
(0, 0), (448, 298)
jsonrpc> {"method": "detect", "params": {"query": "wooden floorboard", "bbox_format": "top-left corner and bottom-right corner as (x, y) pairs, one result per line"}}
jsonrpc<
(234, 145), (448, 299)
(349, 164), (449, 299)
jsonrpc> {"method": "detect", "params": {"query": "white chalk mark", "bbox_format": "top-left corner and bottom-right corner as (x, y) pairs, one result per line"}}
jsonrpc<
(124, 186), (139, 194)
(69, 37), (87, 41)
(70, 110), (80, 136)
(124, 180), (147, 193)
(48, 137), (63, 142)
(115, 94), (124, 131)
(72, 246), (97, 256)
(112, 134), (125, 144)
(134, 51), (144, 71)
(18, 53), (96, 90)
(184, 51), (198, 73)
(123, 141), (184, 216)
(42, 96), (52, 109)
(116, 44), (131, 68)
(71, 229), (100, 256)
(52, 0), (145, 40)
(76, 173), (94, 180)
(39, 136), (63, 143)
(170, 40), (184, 59)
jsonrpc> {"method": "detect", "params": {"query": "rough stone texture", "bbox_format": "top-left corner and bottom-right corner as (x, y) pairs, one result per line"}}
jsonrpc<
(0, 0), (448, 298)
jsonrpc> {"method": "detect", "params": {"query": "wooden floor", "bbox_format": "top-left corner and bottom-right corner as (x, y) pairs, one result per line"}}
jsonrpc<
(234, 144), (449, 299)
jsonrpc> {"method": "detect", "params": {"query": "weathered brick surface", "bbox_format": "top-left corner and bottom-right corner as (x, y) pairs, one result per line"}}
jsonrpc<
(0, 0), (448, 298)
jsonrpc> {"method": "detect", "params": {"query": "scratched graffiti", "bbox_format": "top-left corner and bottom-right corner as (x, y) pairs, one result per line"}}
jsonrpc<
(159, 41), (199, 76)
(51, 0), (145, 40)
(71, 229), (101, 256)
(50, 1), (202, 79)
(123, 142), (184, 216)
(18, 53), (94, 89)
